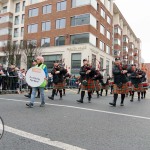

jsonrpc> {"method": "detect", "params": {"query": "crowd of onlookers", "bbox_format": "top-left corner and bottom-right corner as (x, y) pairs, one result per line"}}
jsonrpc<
(0, 63), (79, 93)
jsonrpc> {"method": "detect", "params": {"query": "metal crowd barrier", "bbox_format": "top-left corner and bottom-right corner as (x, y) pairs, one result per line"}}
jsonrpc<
(0, 75), (28, 94)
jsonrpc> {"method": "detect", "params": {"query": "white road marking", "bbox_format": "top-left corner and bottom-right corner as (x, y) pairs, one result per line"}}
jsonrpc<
(0, 97), (150, 121)
(1, 125), (86, 150)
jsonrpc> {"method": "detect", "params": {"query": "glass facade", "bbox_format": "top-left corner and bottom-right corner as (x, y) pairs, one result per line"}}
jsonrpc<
(41, 38), (50, 47)
(55, 36), (65, 46)
(70, 33), (89, 44)
(71, 14), (90, 26)
(71, 53), (81, 75)
(43, 5), (52, 14)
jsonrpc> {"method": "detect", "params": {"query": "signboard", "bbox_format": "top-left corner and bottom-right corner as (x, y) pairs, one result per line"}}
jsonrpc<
(26, 67), (45, 87)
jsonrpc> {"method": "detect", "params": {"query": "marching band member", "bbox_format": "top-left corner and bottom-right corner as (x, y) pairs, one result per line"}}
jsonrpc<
(100, 69), (110, 96)
(77, 59), (96, 103)
(48, 61), (67, 100)
(130, 65), (144, 102)
(93, 70), (103, 98)
(26, 56), (48, 108)
(109, 58), (128, 107)
(141, 70), (148, 99)
(63, 72), (71, 96)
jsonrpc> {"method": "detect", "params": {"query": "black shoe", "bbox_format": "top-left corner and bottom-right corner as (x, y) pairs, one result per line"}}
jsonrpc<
(48, 96), (54, 100)
(130, 99), (133, 102)
(26, 103), (33, 108)
(40, 102), (45, 107)
(109, 102), (116, 107)
(24, 95), (31, 98)
(76, 100), (83, 103)
(59, 97), (63, 100)
(35, 96), (40, 98)
(141, 97), (143, 99)
(120, 103), (124, 106)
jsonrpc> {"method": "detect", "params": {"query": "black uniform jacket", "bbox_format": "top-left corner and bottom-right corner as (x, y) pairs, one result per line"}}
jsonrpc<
(51, 67), (67, 84)
(113, 65), (128, 85)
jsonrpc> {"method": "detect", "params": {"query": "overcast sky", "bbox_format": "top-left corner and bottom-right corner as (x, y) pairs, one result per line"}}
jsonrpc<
(115, 0), (150, 63)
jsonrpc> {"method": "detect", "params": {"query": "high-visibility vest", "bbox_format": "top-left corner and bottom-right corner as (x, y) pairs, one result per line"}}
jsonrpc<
(36, 64), (47, 87)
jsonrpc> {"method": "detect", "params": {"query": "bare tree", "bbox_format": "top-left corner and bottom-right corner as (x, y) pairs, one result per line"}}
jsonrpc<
(20, 40), (42, 68)
(2, 41), (21, 66)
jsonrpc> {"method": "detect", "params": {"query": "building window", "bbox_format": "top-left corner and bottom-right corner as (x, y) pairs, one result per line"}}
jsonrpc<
(71, 14), (90, 26)
(27, 40), (37, 47)
(71, 53), (81, 75)
(22, 1), (25, 11)
(130, 44), (134, 49)
(101, 8), (105, 19)
(15, 3), (20, 12)
(106, 45), (110, 54)
(43, 4), (52, 14)
(0, 41), (8, 47)
(41, 38), (50, 47)
(42, 21), (51, 31)
(0, 28), (11, 36)
(71, 33), (89, 44)
(57, 1), (66, 11)
(28, 24), (38, 33)
(55, 36), (65, 46)
(123, 37), (129, 43)
(114, 27), (121, 35)
(106, 31), (110, 40)
(106, 60), (109, 74)
(100, 41), (105, 51)
(21, 27), (24, 37)
(72, 0), (90, 8)
(100, 57), (104, 70)
(21, 14), (25, 24)
(100, 24), (105, 35)
(29, 8), (38, 17)
(114, 39), (121, 46)
(56, 18), (66, 29)
(2, 6), (7, 13)
(14, 28), (19, 37)
(107, 16), (111, 24)
(92, 54), (96, 68)
(123, 46), (128, 52)
(14, 16), (19, 25)
(43, 54), (62, 72)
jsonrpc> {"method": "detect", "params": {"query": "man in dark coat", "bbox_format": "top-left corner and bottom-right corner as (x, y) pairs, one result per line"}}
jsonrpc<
(77, 59), (96, 103)
(109, 58), (128, 107)
(130, 65), (144, 102)
(48, 61), (67, 100)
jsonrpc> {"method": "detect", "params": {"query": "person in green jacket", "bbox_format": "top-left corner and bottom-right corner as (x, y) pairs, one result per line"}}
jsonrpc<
(26, 56), (48, 108)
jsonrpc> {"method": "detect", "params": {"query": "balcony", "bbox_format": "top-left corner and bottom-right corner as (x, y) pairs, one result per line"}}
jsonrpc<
(134, 56), (138, 60)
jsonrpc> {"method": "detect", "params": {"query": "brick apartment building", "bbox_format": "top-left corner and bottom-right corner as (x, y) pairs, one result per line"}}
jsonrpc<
(0, 0), (25, 66)
(0, 0), (142, 75)
(23, 0), (114, 75)
(113, 3), (141, 67)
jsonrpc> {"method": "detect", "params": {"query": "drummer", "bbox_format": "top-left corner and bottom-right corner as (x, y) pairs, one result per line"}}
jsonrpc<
(26, 56), (48, 108)
(141, 69), (149, 99)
